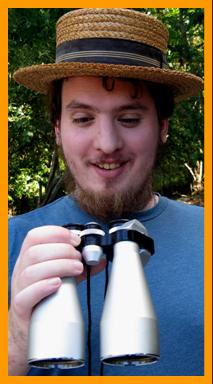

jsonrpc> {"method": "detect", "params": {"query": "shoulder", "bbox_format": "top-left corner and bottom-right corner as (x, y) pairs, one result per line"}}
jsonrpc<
(9, 196), (72, 229)
(8, 195), (96, 266)
(158, 197), (204, 247)
(8, 195), (92, 234)
(143, 196), (204, 244)
(164, 197), (203, 222)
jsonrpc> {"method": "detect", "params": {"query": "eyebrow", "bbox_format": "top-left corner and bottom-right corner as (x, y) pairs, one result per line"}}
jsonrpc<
(65, 100), (149, 112)
(65, 101), (93, 111)
(116, 103), (149, 112)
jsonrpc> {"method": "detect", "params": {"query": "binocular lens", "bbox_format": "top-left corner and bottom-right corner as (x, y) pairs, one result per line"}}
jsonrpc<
(102, 354), (159, 366)
(29, 358), (84, 369)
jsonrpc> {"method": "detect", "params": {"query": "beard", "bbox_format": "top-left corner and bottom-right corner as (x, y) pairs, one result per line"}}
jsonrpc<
(64, 169), (153, 222)
(60, 134), (164, 222)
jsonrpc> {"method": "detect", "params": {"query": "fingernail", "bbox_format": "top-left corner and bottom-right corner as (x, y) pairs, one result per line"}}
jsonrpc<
(48, 277), (61, 287)
(73, 260), (83, 273)
(70, 232), (81, 246)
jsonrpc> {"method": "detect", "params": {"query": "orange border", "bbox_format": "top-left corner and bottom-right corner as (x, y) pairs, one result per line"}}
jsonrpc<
(1, 1), (212, 384)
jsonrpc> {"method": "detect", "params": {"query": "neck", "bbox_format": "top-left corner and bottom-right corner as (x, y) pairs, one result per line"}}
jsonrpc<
(142, 193), (159, 211)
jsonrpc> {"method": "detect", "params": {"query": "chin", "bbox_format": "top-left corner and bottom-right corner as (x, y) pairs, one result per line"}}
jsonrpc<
(93, 186), (127, 196)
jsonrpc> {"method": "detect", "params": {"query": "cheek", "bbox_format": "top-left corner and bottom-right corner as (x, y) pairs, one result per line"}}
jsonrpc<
(129, 128), (159, 157)
(60, 129), (91, 163)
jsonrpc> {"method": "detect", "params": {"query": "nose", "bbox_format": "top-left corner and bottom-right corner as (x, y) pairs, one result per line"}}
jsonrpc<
(94, 116), (123, 154)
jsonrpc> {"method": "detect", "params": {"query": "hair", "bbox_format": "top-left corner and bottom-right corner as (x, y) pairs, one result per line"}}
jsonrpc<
(48, 77), (174, 127)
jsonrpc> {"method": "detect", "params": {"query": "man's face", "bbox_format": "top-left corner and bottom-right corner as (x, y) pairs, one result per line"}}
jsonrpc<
(55, 77), (168, 219)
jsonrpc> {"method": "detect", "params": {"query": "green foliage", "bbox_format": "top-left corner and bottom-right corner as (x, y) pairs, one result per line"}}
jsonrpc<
(8, 8), (204, 214)
(9, 9), (71, 213)
(135, 8), (204, 195)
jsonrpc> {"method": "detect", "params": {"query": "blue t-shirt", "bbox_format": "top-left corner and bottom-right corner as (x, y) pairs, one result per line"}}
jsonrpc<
(8, 195), (204, 376)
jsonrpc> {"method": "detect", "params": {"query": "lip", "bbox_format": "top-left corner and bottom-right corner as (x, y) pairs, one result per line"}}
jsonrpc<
(90, 161), (129, 179)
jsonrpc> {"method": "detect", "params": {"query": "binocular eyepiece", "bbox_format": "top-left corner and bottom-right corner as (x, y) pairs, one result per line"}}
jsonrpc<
(28, 219), (159, 370)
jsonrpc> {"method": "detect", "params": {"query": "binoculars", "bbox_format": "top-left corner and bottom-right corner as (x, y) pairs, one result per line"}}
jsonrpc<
(28, 219), (160, 370)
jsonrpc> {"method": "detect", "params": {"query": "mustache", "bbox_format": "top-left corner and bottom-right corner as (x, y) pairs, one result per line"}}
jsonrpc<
(88, 156), (131, 164)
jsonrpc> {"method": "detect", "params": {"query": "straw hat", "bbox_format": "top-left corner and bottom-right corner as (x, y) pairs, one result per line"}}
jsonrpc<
(13, 8), (203, 101)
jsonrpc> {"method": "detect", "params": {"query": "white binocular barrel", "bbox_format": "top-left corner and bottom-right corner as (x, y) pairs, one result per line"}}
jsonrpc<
(28, 222), (105, 369)
(28, 225), (85, 369)
(28, 276), (85, 369)
(100, 219), (160, 366)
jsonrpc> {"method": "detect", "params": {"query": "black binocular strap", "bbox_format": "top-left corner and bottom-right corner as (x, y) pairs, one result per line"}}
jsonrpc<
(86, 260), (109, 376)
(86, 266), (92, 376)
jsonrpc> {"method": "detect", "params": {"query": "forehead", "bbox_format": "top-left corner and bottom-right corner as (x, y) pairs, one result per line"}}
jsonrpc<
(61, 76), (154, 108)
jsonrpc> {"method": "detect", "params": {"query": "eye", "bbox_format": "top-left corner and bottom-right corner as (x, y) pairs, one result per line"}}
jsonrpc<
(118, 115), (141, 127)
(73, 117), (93, 124)
(71, 114), (94, 126)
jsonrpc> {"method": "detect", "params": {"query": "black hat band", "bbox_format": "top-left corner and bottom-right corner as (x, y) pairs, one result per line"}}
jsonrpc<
(56, 38), (168, 69)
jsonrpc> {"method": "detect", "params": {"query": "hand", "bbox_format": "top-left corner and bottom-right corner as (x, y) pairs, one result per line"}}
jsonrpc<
(8, 225), (106, 375)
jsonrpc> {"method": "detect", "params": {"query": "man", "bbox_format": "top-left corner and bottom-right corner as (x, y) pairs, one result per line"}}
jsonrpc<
(9, 8), (204, 376)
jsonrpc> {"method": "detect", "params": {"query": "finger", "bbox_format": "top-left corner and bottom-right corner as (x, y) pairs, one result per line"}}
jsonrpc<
(13, 277), (62, 320)
(20, 259), (84, 289)
(22, 243), (82, 267)
(20, 226), (81, 255)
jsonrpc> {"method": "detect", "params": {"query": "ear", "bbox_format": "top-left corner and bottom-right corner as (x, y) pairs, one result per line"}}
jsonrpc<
(55, 120), (62, 145)
(160, 119), (169, 144)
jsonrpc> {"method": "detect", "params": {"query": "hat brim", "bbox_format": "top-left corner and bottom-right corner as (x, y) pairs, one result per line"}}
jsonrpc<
(13, 62), (203, 102)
